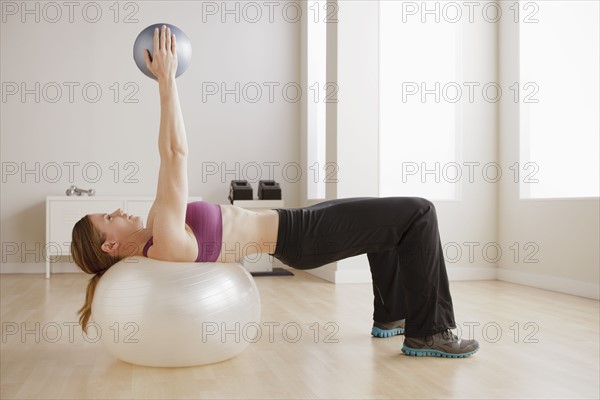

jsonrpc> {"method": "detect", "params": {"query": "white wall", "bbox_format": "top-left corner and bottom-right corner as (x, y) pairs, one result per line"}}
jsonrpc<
(0, 1), (300, 273)
(498, 2), (599, 299)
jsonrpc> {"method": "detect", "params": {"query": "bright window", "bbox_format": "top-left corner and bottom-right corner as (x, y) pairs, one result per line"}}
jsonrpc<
(379, 1), (461, 200)
(519, 0), (599, 199)
(307, 0), (327, 200)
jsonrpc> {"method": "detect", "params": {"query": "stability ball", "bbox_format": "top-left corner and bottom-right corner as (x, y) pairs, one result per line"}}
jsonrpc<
(133, 23), (192, 80)
(91, 257), (261, 367)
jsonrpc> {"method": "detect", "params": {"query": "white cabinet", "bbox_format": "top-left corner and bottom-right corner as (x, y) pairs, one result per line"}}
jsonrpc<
(45, 196), (202, 278)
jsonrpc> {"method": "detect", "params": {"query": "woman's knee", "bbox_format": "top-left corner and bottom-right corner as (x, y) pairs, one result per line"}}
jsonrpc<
(410, 197), (436, 213)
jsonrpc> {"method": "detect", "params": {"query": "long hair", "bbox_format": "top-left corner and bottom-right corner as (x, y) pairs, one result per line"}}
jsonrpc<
(71, 216), (121, 334)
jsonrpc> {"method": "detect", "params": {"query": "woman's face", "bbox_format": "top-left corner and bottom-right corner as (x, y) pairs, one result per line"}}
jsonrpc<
(88, 208), (144, 252)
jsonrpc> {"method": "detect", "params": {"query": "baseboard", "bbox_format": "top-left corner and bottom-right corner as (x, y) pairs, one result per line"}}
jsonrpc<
(1, 261), (80, 274)
(332, 267), (373, 284)
(305, 264), (337, 283)
(307, 265), (497, 284)
(496, 268), (600, 300)
(306, 265), (370, 284)
(447, 266), (498, 281)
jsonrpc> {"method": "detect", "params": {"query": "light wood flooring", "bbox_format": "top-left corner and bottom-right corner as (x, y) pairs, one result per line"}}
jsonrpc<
(1, 270), (598, 399)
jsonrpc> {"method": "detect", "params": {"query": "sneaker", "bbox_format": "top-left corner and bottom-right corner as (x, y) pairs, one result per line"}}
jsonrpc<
(402, 329), (479, 358)
(371, 319), (405, 338)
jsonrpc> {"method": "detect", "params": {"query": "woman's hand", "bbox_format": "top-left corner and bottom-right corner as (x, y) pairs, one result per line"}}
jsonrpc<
(143, 25), (178, 82)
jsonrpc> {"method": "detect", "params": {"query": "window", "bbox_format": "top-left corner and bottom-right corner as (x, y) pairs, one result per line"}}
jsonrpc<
(519, 0), (599, 199)
(379, 1), (462, 200)
(307, 0), (327, 200)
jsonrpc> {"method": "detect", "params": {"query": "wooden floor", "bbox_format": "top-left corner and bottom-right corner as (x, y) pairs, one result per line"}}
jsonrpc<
(1, 270), (598, 399)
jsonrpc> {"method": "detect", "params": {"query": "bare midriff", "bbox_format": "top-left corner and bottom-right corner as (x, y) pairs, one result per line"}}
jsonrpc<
(217, 205), (279, 263)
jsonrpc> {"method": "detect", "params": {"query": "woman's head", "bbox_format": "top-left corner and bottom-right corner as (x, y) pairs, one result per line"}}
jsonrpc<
(72, 208), (144, 269)
(87, 209), (145, 256)
(72, 209), (136, 334)
(71, 214), (120, 275)
(72, 208), (145, 333)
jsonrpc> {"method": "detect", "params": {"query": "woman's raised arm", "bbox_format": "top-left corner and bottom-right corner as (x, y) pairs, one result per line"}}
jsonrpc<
(142, 25), (190, 259)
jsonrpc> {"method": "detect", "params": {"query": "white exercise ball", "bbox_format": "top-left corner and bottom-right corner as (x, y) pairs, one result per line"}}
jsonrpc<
(91, 257), (261, 367)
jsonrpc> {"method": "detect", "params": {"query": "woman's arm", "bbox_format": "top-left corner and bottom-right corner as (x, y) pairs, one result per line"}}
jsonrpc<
(143, 26), (190, 259)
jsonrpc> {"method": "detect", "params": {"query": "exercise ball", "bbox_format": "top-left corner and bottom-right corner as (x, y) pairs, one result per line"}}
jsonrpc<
(91, 257), (261, 367)
(133, 23), (192, 80)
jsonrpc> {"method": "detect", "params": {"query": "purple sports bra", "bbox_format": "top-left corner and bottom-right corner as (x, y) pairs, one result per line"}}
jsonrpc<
(142, 201), (223, 262)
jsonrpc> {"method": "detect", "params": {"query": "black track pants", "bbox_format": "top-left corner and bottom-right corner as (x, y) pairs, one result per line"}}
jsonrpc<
(270, 197), (456, 337)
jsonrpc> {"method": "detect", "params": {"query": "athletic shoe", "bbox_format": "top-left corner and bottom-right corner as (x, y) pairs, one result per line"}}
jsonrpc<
(371, 319), (405, 338)
(402, 329), (479, 358)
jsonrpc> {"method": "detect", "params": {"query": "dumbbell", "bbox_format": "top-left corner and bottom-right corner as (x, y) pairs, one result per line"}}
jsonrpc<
(66, 185), (96, 196)
(228, 180), (253, 204)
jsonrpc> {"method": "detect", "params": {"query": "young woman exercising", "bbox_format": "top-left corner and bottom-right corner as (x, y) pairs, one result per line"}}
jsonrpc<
(71, 25), (479, 358)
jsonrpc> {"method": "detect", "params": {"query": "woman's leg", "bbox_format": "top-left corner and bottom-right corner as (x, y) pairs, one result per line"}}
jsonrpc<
(271, 196), (455, 337)
(368, 249), (406, 324)
(367, 208), (455, 338)
(368, 248), (406, 337)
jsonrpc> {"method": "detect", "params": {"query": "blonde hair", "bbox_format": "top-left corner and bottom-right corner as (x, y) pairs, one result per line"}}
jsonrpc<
(71, 216), (121, 334)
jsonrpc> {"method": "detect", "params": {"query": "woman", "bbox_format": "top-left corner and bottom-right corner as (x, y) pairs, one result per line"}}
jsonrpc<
(71, 26), (478, 358)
